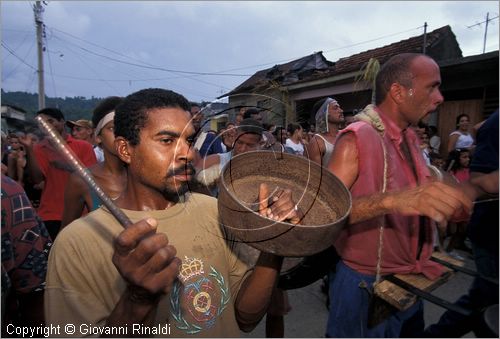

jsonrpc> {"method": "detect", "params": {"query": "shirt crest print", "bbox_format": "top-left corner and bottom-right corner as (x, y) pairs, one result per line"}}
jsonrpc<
(170, 256), (230, 334)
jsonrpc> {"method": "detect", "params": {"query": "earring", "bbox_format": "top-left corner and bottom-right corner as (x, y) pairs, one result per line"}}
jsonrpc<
(408, 89), (414, 97)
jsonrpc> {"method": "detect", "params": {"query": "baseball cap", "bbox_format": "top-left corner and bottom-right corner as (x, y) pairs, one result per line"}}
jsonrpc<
(66, 119), (93, 129)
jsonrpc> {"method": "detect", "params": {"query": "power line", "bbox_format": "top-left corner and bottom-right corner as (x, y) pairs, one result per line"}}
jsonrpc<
(199, 26), (425, 73)
(48, 33), (233, 92)
(43, 25), (58, 99)
(466, 13), (499, 53)
(3, 39), (36, 80)
(42, 23), (424, 78)
(1, 42), (37, 71)
(4, 25), (240, 94)
(324, 25), (424, 54)
(47, 26), (251, 77)
(3, 30), (32, 63)
(24, 69), (37, 94)
(46, 26), (238, 92)
(48, 24), (281, 75)
(44, 29), (155, 83)
(14, 22), (431, 81)
(4, 18), (444, 101)
(59, 39), (119, 92)
(42, 23), (428, 87)
(48, 26), (253, 77)
(2, 38), (224, 97)
(42, 36), (218, 99)
(466, 15), (499, 28)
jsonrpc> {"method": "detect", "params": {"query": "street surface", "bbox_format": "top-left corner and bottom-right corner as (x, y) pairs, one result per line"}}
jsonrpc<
(242, 249), (477, 338)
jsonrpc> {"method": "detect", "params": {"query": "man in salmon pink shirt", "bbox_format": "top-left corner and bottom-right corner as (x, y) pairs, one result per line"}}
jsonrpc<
(326, 53), (473, 337)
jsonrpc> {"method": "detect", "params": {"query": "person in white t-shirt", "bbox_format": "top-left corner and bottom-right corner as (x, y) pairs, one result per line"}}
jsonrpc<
(448, 114), (474, 153)
(285, 123), (304, 156)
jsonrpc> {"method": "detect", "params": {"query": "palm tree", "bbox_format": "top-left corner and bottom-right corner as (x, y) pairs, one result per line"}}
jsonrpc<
(354, 58), (380, 104)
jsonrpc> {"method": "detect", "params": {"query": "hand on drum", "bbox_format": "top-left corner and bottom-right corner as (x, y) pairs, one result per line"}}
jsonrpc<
(258, 183), (303, 225)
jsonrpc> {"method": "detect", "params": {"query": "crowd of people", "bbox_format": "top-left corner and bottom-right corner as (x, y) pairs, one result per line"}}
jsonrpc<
(1, 52), (498, 338)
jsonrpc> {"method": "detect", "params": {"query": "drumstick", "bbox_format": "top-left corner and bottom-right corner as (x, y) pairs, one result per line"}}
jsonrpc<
(473, 197), (499, 205)
(35, 115), (133, 228)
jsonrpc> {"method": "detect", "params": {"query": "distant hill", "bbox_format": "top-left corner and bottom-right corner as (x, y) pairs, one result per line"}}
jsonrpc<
(1, 90), (103, 121)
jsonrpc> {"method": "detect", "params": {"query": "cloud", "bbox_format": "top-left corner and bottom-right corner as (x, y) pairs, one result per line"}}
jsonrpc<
(2, 1), (498, 102)
(44, 2), (91, 37)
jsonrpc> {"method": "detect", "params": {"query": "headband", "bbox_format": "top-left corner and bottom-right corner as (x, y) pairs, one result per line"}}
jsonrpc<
(94, 111), (115, 138)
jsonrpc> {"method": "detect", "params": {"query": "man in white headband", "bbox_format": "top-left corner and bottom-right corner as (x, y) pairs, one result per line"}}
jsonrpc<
(305, 97), (344, 167)
(61, 96), (127, 227)
(91, 109), (118, 162)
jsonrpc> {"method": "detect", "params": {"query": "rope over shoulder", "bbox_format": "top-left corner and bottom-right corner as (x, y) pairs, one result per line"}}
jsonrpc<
(354, 104), (386, 137)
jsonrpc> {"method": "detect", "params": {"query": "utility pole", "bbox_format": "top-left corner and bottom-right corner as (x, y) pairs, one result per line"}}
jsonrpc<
(467, 12), (499, 54)
(483, 12), (489, 53)
(422, 22), (428, 55)
(34, 1), (45, 110)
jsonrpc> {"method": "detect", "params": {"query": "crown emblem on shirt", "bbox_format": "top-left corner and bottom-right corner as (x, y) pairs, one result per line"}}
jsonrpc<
(178, 256), (204, 283)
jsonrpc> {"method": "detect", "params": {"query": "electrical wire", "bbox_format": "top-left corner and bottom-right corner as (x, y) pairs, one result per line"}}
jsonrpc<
(48, 31), (233, 91)
(43, 24), (58, 99)
(44, 39), (217, 99)
(43, 23), (427, 90)
(45, 30), (153, 83)
(3, 39), (36, 80)
(47, 23), (425, 75)
(56, 45), (218, 99)
(47, 27), (251, 77)
(6, 21), (431, 84)
(2, 38), (217, 99)
(24, 70), (37, 93)
(4, 14), (460, 101)
(58, 38), (119, 92)
(466, 15), (499, 28)
(48, 26), (252, 77)
(323, 25), (424, 54)
(1, 42), (37, 71)
(3, 30), (32, 63)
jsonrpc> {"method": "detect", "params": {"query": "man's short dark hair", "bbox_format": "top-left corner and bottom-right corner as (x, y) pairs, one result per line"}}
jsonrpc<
(455, 114), (470, 127)
(428, 125), (438, 134)
(114, 88), (190, 146)
(92, 96), (123, 128)
(238, 118), (263, 136)
(287, 122), (302, 135)
(36, 108), (65, 121)
(375, 53), (428, 105)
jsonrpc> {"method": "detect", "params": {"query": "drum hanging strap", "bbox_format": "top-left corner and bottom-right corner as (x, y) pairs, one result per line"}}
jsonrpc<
(365, 116), (391, 329)
(374, 136), (388, 286)
(353, 106), (388, 286)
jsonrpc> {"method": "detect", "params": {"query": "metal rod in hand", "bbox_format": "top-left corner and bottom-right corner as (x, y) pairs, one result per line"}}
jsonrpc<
(35, 115), (133, 228)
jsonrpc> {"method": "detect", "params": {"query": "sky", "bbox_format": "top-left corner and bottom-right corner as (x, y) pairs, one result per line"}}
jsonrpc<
(2, 1), (499, 105)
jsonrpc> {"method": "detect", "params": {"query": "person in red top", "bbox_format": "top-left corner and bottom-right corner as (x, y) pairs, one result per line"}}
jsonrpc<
(446, 148), (471, 183)
(326, 53), (473, 337)
(444, 148), (471, 255)
(20, 108), (97, 240)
